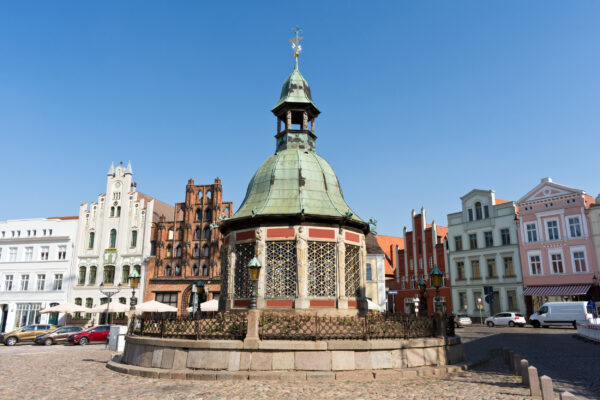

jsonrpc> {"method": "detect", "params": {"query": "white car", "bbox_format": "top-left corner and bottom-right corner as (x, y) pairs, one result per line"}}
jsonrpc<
(484, 312), (526, 327)
(454, 314), (472, 328)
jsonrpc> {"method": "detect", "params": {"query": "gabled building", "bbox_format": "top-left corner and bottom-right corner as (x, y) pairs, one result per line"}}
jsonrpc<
(384, 208), (450, 316)
(143, 178), (232, 315)
(69, 162), (172, 325)
(375, 234), (404, 313)
(517, 178), (597, 316)
(447, 190), (525, 319)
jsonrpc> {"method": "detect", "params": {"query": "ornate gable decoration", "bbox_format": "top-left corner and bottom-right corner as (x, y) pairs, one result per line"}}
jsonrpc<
(518, 178), (585, 204)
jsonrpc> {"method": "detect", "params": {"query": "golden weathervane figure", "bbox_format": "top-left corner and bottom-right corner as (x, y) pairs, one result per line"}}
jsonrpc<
(290, 26), (303, 57)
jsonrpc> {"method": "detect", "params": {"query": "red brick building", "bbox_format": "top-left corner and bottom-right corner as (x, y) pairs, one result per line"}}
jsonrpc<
(384, 208), (451, 316)
(143, 178), (233, 315)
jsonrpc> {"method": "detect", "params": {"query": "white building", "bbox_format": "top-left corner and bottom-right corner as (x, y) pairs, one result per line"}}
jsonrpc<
(365, 233), (387, 312)
(70, 162), (169, 325)
(447, 190), (526, 319)
(0, 217), (78, 332)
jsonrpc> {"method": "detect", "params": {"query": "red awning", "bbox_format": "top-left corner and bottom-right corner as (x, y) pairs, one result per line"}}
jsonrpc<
(523, 285), (591, 296)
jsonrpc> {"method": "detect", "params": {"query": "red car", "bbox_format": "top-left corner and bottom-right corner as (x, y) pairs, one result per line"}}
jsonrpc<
(67, 325), (111, 345)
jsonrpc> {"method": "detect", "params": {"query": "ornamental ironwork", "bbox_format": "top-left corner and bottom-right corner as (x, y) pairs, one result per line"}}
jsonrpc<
(234, 242), (254, 298)
(265, 241), (298, 299)
(307, 241), (337, 298)
(344, 244), (361, 298)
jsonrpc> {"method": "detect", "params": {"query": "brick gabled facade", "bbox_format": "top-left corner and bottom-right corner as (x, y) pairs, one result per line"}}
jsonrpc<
(143, 178), (232, 315)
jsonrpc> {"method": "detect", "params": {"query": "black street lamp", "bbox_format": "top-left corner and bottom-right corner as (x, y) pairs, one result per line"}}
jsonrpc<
(128, 269), (140, 311)
(248, 256), (262, 310)
(418, 277), (427, 316)
(430, 265), (443, 314)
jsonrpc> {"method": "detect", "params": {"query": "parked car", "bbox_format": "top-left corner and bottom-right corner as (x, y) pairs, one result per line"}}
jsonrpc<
(34, 326), (84, 345)
(484, 312), (526, 327)
(67, 325), (111, 345)
(529, 301), (593, 328)
(454, 314), (472, 328)
(0, 324), (57, 346)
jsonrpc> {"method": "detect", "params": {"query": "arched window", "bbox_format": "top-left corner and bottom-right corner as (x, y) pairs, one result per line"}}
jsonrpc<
(134, 265), (141, 276)
(166, 245), (173, 258)
(475, 202), (483, 220)
(207, 190), (212, 200)
(196, 209), (202, 221)
(110, 207), (115, 217)
(176, 245), (182, 257)
(103, 265), (115, 284)
(116, 206), (121, 217)
(202, 264), (209, 276)
(195, 227), (201, 239)
(88, 232), (95, 249)
(203, 244), (209, 257)
(204, 227), (211, 239)
(366, 263), (373, 281)
(224, 206), (230, 215)
(109, 229), (117, 248)
(198, 191), (204, 200)
(175, 264), (181, 276)
(193, 264), (199, 276)
(88, 266), (97, 285)
(166, 265), (172, 276)
(78, 266), (86, 285)
(205, 209), (211, 221)
(121, 265), (130, 284)
(194, 244), (200, 257)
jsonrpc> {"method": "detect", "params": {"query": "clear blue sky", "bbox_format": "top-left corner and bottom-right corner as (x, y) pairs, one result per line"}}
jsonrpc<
(1, 1), (599, 236)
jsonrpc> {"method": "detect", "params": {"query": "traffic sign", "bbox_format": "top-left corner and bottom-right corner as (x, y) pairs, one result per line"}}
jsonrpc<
(476, 296), (483, 310)
(388, 290), (398, 295)
(587, 300), (597, 310)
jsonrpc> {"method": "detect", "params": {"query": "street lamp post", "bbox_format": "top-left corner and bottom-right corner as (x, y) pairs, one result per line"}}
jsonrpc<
(247, 256), (262, 310)
(99, 285), (120, 326)
(418, 277), (427, 316)
(195, 280), (205, 319)
(430, 265), (443, 314)
(128, 269), (140, 311)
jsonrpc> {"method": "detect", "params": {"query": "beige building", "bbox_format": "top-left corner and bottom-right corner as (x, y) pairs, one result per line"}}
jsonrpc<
(586, 194), (600, 280)
(365, 233), (386, 312)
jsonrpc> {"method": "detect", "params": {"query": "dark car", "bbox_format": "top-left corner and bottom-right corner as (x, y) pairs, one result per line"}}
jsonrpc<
(34, 326), (84, 345)
(67, 325), (110, 345)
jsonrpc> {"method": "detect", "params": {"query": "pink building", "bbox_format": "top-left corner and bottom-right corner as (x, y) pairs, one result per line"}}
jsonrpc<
(517, 178), (597, 316)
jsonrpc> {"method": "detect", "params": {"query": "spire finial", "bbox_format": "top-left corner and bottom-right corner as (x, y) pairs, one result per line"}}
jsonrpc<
(290, 26), (303, 61)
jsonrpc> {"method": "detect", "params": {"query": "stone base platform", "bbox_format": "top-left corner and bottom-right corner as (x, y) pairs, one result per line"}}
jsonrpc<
(107, 357), (469, 381)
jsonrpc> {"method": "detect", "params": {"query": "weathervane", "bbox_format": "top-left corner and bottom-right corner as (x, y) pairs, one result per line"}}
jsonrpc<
(290, 26), (303, 57)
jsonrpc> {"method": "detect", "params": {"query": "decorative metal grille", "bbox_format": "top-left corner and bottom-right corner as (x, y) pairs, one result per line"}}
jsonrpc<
(307, 241), (337, 298)
(265, 241), (298, 299)
(129, 313), (247, 340)
(234, 242), (254, 298)
(344, 244), (361, 298)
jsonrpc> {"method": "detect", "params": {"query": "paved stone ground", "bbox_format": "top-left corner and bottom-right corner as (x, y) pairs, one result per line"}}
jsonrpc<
(460, 324), (600, 399)
(0, 346), (528, 400)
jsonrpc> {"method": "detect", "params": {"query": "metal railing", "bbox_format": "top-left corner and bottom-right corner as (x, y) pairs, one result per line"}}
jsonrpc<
(129, 313), (247, 340)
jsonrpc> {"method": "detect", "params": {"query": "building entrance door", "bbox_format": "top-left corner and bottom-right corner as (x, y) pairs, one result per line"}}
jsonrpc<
(48, 303), (59, 325)
(492, 291), (501, 315)
(0, 305), (7, 332)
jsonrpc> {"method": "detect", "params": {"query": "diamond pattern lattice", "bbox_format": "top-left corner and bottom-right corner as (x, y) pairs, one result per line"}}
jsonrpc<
(345, 244), (361, 298)
(308, 241), (337, 298)
(265, 241), (298, 299)
(234, 242), (254, 298)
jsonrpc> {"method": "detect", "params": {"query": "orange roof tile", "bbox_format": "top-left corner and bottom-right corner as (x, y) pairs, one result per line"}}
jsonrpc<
(495, 198), (511, 205)
(376, 235), (404, 277)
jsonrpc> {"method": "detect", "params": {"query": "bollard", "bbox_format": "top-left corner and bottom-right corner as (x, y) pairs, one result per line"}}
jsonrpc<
(528, 366), (542, 398)
(540, 375), (554, 400)
(520, 359), (529, 386)
(560, 391), (577, 400)
(512, 354), (521, 376)
(507, 350), (515, 371)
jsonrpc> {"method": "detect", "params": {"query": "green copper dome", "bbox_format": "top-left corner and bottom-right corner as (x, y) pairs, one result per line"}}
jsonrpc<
(232, 148), (363, 222)
(272, 59), (320, 114)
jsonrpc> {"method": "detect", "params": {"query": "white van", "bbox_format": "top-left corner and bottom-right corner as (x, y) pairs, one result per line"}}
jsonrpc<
(529, 301), (593, 328)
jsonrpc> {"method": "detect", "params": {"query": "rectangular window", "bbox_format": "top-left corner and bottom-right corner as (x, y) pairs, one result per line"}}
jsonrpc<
(131, 230), (138, 247)
(58, 245), (66, 260)
(484, 205), (489, 219)
(573, 251), (587, 272)
(468, 209), (473, 221)
(568, 217), (582, 238)
(487, 259), (497, 278)
(469, 234), (477, 250)
(526, 223), (537, 243)
(9, 247), (17, 262)
(503, 257), (514, 277)
(401, 277), (406, 290)
(156, 292), (178, 308)
(471, 260), (481, 279)
(40, 246), (49, 261)
(25, 247), (33, 261)
(52, 274), (63, 291)
(5, 275), (13, 291)
(454, 236), (462, 251)
(484, 231), (493, 247)
(547, 220), (559, 241)
(88, 232), (95, 249)
(507, 290), (517, 310)
(409, 260), (414, 270)
(456, 261), (465, 280)
(410, 276), (415, 289)
(366, 263), (373, 281)
(14, 303), (41, 328)
(458, 292), (467, 311)
(418, 258), (423, 270)
(20, 275), (29, 291)
(529, 255), (542, 275)
(501, 229), (510, 245)
(103, 266), (115, 285)
(36, 274), (45, 291)
(551, 253), (564, 274)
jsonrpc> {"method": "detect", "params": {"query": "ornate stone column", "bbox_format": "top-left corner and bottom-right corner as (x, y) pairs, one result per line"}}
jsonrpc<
(337, 232), (347, 310)
(227, 244), (236, 310)
(295, 226), (309, 309)
(359, 234), (368, 311)
(255, 228), (267, 309)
